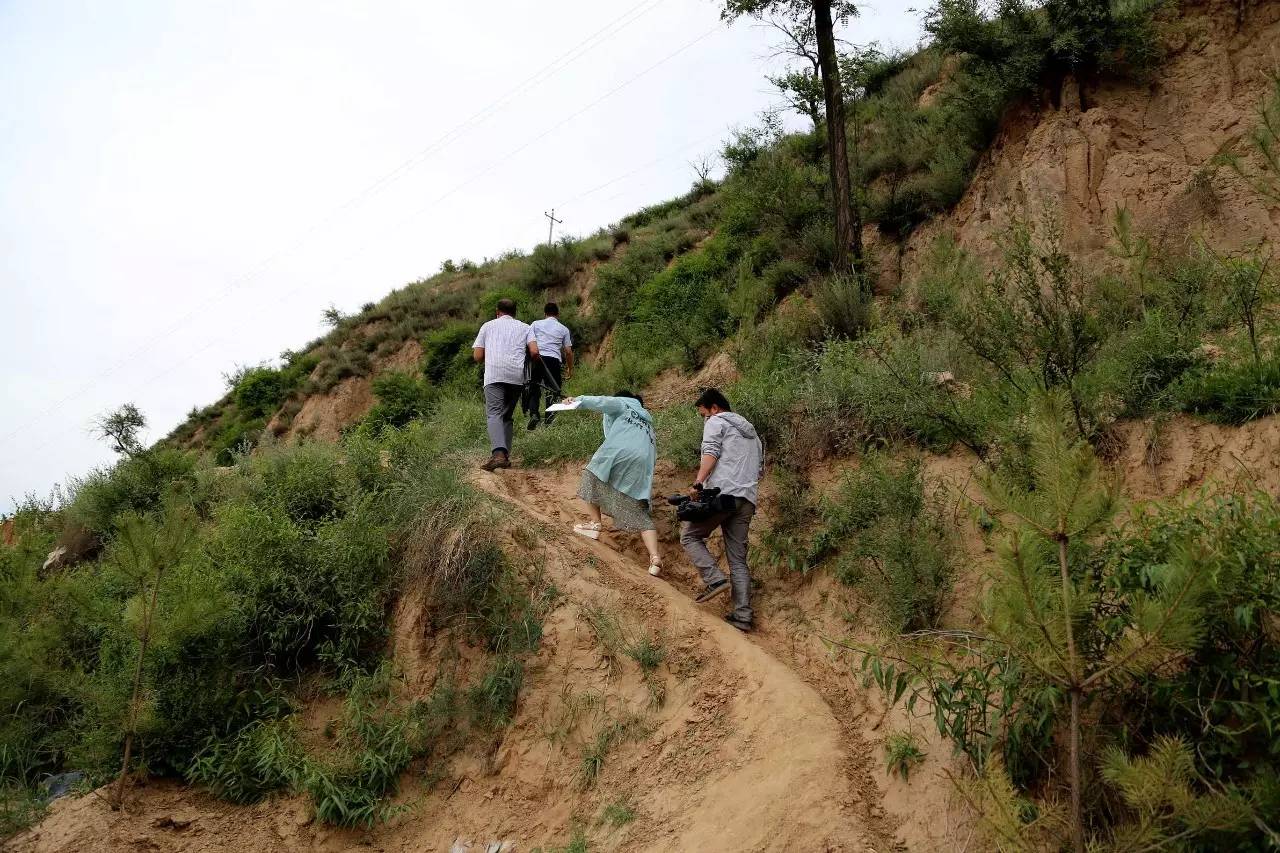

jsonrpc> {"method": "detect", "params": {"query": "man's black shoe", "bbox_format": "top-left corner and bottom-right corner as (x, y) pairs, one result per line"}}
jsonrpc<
(724, 615), (753, 633)
(694, 580), (730, 604)
(527, 419), (539, 431)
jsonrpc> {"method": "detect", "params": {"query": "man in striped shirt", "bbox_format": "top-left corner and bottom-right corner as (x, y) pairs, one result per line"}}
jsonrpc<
(473, 298), (539, 471)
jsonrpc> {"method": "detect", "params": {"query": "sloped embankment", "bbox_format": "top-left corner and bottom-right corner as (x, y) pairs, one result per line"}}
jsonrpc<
(893, 0), (1280, 284)
(9, 466), (895, 853)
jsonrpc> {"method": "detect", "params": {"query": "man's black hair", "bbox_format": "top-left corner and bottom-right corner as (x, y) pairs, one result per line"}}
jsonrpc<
(694, 388), (731, 412)
(495, 298), (517, 316)
(544, 302), (559, 316)
(617, 390), (645, 408)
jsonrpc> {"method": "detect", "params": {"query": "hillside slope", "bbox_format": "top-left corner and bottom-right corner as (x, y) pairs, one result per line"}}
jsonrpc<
(8, 1), (1280, 850)
(897, 0), (1280, 282)
(12, 466), (893, 853)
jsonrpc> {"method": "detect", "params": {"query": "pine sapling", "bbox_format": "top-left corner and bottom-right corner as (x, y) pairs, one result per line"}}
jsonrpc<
(109, 502), (197, 810)
(978, 393), (1211, 852)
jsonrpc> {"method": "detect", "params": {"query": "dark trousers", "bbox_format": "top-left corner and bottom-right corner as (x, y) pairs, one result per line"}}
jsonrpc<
(681, 497), (756, 623)
(523, 357), (563, 424)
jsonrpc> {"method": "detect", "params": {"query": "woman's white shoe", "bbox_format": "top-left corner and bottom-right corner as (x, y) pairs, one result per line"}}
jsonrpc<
(573, 522), (602, 540)
(648, 556), (662, 577)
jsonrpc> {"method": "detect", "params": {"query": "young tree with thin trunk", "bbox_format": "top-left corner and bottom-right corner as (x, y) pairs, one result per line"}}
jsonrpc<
(108, 502), (198, 810)
(977, 395), (1211, 851)
(721, 0), (863, 273)
(1214, 251), (1274, 371)
(854, 395), (1257, 848)
(93, 403), (147, 460)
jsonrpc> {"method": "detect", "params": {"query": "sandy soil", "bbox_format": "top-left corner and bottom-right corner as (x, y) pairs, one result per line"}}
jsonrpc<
(9, 465), (902, 853)
(13, 407), (1277, 852)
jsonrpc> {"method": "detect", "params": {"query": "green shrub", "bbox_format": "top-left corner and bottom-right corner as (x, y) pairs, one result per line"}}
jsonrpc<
(233, 361), (311, 419)
(812, 454), (955, 632)
(588, 231), (690, 336)
(187, 719), (302, 805)
(1079, 309), (1202, 419)
(884, 730), (927, 780)
(653, 405), (703, 469)
(1, 412), (549, 824)
(478, 286), (532, 322)
(813, 274), (873, 340)
(1177, 355), (1280, 425)
(466, 655), (524, 729)
(859, 402), (1262, 846)
(359, 372), (436, 435)
(718, 142), (826, 243)
(760, 258), (808, 301)
(620, 190), (699, 228)
(941, 223), (1105, 436)
(296, 667), (452, 829)
(517, 411), (600, 467)
(804, 332), (987, 456)
(522, 238), (581, 291)
(1104, 491), (1280, 816)
(0, 783), (43, 836)
(422, 322), (480, 387)
(67, 449), (197, 537)
(208, 415), (267, 466)
(600, 798), (636, 828)
(623, 233), (741, 368)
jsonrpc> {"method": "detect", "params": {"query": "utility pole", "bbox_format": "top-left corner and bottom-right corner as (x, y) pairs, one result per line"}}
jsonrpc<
(544, 208), (562, 246)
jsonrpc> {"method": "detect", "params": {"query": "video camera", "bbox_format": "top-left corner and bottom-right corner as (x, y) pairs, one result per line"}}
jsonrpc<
(665, 486), (731, 522)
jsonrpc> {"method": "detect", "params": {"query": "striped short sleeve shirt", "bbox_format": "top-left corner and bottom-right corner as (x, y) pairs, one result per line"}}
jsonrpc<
(473, 315), (534, 386)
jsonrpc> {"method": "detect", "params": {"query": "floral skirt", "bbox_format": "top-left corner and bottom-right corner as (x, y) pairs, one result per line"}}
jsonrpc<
(577, 470), (654, 531)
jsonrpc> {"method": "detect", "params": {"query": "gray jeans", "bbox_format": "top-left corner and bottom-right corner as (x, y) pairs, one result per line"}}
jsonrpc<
(483, 382), (522, 453)
(681, 497), (756, 623)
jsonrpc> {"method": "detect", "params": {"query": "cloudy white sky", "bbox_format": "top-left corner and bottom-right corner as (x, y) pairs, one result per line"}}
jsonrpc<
(0, 1), (924, 510)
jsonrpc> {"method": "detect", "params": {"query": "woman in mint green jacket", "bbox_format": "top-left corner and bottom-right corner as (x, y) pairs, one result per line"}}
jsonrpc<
(562, 391), (662, 576)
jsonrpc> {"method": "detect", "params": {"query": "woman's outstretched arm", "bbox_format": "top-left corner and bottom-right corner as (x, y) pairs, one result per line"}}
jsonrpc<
(567, 395), (627, 415)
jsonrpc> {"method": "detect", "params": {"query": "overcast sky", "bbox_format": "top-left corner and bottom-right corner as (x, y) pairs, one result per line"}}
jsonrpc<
(0, 1), (924, 511)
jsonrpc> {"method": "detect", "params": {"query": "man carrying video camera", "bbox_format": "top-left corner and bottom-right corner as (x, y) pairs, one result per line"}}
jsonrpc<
(682, 388), (763, 632)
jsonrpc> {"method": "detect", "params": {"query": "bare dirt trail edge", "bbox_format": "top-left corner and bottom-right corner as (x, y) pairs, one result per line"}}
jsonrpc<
(9, 466), (897, 853)
(475, 468), (894, 852)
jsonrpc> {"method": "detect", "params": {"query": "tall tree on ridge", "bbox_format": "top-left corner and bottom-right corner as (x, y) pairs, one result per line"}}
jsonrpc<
(762, 14), (825, 132)
(721, 0), (863, 273)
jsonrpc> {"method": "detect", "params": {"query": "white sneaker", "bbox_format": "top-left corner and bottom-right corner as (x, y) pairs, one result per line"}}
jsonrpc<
(648, 556), (662, 577)
(573, 522), (602, 540)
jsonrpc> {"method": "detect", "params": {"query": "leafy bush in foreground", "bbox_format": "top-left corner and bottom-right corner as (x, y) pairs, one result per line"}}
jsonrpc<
(1177, 355), (1280, 425)
(811, 454), (956, 632)
(0, 414), (544, 829)
(857, 399), (1275, 849)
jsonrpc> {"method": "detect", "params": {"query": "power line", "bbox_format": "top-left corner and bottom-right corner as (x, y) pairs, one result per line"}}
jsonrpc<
(543, 209), (563, 245)
(0, 0), (671, 446)
(0, 117), (733, 490)
(553, 128), (727, 210)
(260, 23), (725, 287)
(1, 19), (729, 482)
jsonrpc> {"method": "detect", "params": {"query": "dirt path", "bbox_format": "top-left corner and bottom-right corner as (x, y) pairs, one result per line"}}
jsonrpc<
(10, 465), (899, 853)
(475, 467), (898, 852)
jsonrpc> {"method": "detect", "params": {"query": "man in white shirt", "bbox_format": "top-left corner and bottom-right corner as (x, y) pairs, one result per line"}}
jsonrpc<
(473, 298), (538, 471)
(524, 302), (575, 430)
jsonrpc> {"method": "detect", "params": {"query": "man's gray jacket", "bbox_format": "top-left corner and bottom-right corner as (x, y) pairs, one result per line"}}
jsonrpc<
(700, 412), (763, 506)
